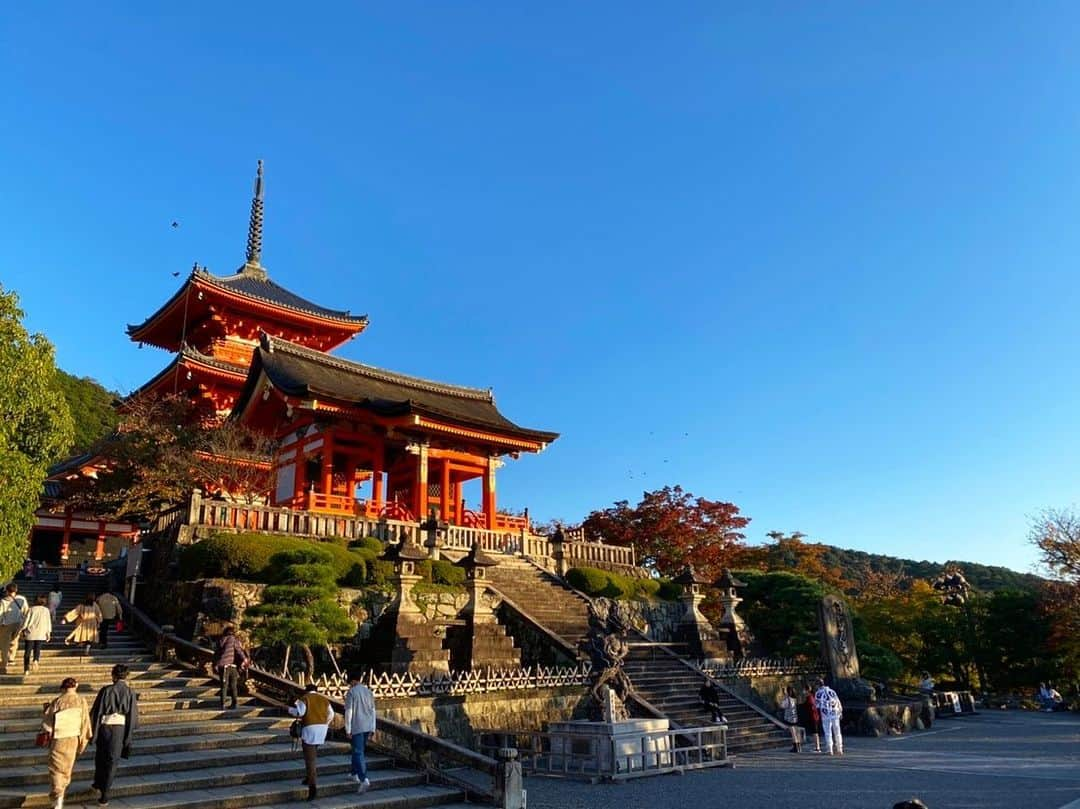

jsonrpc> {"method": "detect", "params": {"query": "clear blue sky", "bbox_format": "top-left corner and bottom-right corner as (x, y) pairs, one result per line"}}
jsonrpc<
(4, 3), (1079, 573)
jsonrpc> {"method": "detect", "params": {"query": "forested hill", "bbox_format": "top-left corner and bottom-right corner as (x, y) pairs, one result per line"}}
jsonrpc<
(55, 370), (118, 456)
(819, 544), (1044, 593)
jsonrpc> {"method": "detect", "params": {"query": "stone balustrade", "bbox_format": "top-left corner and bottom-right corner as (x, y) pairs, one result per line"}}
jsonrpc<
(184, 492), (638, 574)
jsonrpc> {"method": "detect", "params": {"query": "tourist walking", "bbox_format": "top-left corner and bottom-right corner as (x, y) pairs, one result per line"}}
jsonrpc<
(779, 686), (801, 752)
(22, 593), (53, 673)
(95, 592), (121, 650)
(48, 584), (63, 622)
(815, 678), (844, 756)
(800, 683), (822, 753)
(918, 671), (935, 694)
(344, 670), (377, 793)
(64, 594), (102, 656)
(0, 583), (29, 674)
(42, 676), (93, 809)
(213, 626), (248, 710)
(90, 664), (139, 806)
(289, 682), (335, 801)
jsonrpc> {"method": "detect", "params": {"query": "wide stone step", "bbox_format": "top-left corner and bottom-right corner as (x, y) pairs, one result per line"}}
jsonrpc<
(0, 674), (196, 696)
(0, 705), (286, 735)
(0, 728), (287, 767)
(0, 692), (240, 718)
(0, 756), (428, 808)
(0, 741), (385, 788)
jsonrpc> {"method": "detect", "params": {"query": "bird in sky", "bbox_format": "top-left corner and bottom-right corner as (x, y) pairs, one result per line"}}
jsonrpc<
(171, 221), (180, 228)
(170, 271), (181, 277)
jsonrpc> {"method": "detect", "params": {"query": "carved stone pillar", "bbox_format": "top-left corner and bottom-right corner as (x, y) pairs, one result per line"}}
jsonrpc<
(673, 565), (730, 661)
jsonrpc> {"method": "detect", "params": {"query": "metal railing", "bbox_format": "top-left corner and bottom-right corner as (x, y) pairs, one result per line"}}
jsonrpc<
(477, 724), (728, 780)
(118, 596), (508, 805)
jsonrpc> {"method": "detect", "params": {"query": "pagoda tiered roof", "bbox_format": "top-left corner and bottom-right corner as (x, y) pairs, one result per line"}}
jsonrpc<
(126, 265), (368, 353)
(126, 345), (249, 406)
(234, 335), (559, 452)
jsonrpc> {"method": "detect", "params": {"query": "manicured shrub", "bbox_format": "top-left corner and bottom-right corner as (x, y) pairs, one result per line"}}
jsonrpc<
(636, 578), (661, 599)
(179, 532), (372, 586)
(566, 567), (611, 595)
(657, 578), (682, 601)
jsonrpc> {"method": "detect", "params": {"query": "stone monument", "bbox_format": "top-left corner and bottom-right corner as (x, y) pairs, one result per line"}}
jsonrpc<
(672, 565), (730, 661)
(817, 594), (874, 702)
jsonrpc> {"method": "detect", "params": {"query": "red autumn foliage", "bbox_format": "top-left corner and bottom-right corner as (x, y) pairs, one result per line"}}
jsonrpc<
(581, 485), (749, 581)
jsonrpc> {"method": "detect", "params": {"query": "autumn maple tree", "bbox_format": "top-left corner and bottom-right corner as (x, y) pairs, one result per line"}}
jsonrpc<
(581, 485), (749, 581)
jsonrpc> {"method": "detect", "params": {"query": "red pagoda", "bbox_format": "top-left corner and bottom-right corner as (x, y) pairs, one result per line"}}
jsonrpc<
(32, 162), (557, 563)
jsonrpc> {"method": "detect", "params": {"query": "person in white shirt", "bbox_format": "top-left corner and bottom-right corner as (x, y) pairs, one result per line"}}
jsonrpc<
(778, 685), (801, 752)
(814, 678), (844, 756)
(0, 584), (29, 674)
(918, 672), (935, 694)
(289, 684), (335, 801)
(48, 585), (63, 621)
(343, 671), (377, 793)
(21, 593), (53, 673)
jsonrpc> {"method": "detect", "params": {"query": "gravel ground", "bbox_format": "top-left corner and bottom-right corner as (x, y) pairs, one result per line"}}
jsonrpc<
(522, 711), (1080, 809)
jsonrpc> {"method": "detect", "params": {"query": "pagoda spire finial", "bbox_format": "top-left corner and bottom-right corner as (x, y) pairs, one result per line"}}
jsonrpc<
(244, 159), (265, 270)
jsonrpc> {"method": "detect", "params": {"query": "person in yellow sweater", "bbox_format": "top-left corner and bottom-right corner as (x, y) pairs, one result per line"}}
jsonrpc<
(289, 683), (335, 801)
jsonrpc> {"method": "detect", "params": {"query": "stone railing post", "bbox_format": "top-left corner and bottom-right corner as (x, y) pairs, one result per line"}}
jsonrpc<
(495, 748), (523, 809)
(549, 528), (568, 577)
(186, 490), (202, 526)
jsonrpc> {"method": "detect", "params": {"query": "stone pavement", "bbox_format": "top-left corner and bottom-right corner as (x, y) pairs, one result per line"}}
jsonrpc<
(523, 711), (1080, 809)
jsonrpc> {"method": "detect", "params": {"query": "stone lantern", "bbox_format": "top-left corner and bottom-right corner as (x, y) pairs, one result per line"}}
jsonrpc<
(672, 565), (727, 661)
(454, 542), (520, 669)
(713, 568), (749, 657)
(421, 508), (449, 561)
(377, 538), (451, 674)
(380, 539), (429, 614)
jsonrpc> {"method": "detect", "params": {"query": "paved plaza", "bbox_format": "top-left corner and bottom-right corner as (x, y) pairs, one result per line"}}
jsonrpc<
(523, 711), (1080, 809)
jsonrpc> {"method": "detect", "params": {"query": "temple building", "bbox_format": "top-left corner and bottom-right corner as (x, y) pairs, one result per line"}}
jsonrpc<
(29, 161), (556, 562)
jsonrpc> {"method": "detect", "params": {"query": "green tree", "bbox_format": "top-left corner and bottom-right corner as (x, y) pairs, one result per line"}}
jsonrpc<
(734, 569), (831, 660)
(0, 286), (73, 580)
(54, 371), (118, 454)
(243, 547), (356, 677)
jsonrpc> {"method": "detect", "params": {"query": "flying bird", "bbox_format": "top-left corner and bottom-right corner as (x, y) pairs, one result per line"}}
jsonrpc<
(171, 221), (180, 228)
(171, 271), (181, 277)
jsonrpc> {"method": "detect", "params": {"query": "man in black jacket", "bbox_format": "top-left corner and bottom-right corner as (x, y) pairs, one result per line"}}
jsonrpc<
(90, 664), (139, 806)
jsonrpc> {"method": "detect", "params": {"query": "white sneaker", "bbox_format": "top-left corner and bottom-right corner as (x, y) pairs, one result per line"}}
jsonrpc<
(348, 774), (360, 783)
(358, 778), (370, 794)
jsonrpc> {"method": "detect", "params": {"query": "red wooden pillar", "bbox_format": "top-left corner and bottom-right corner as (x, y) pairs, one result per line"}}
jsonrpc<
(372, 439), (385, 509)
(321, 433), (334, 496)
(60, 511), (72, 562)
(293, 447), (307, 507)
(453, 483), (463, 524)
(95, 521), (107, 561)
(414, 444), (429, 518)
(483, 457), (497, 530)
(440, 459), (451, 520)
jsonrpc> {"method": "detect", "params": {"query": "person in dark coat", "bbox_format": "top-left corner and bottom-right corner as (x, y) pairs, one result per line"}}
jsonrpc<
(90, 664), (139, 806)
(699, 681), (727, 724)
(213, 626), (249, 710)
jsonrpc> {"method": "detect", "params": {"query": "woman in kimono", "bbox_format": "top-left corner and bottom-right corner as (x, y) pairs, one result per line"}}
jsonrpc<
(42, 677), (93, 809)
(64, 593), (102, 655)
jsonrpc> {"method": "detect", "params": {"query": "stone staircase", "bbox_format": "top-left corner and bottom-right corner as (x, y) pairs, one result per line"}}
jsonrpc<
(485, 558), (593, 649)
(623, 645), (792, 755)
(0, 627), (476, 808)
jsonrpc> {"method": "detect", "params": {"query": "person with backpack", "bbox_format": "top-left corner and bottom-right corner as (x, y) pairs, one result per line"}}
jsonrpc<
(22, 593), (53, 673)
(289, 683), (335, 801)
(814, 677), (844, 756)
(0, 583), (30, 674)
(42, 676), (93, 809)
(344, 670), (377, 794)
(90, 664), (139, 806)
(213, 626), (249, 710)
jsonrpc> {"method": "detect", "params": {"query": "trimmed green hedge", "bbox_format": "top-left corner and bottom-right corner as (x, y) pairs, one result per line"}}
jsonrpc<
(179, 532), (388, 587)
(416, 559), (467, 587)
(566, 566), (679, 601)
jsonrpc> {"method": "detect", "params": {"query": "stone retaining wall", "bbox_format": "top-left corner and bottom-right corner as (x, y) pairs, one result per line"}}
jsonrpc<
(378, 686), (590, 748)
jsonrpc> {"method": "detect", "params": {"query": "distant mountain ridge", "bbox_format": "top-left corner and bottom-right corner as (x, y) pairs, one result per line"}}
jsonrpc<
(818, 544), (1044, 593)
